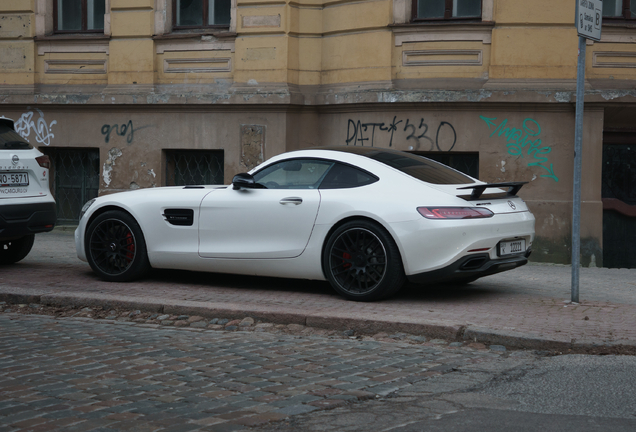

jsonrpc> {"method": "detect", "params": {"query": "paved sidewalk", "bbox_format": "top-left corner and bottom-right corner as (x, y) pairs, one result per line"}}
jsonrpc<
(1, 230), (635, 353)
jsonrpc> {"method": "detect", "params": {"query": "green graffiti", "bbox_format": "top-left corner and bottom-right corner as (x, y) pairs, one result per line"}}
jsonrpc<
(480, 116), (558, 182)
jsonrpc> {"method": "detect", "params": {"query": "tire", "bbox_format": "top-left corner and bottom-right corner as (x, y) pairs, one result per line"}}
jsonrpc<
(85, 210), (150, 282)
(323, 220), (406, 301)
(0, 234), (35, 265)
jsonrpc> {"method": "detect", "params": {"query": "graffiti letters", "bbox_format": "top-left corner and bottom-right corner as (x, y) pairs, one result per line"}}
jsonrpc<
(480, 116), (558, 182)
(14, 109), (57, 146)
(346, 117), (456, 150)
(101, 120), (135, 144)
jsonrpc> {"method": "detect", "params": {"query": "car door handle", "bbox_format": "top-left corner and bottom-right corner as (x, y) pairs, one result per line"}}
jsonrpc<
(280, 197), (303, 205)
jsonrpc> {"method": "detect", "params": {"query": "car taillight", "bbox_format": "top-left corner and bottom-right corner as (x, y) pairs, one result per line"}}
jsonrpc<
(36, 155), (50, 169)
(417, 207), (494, 219)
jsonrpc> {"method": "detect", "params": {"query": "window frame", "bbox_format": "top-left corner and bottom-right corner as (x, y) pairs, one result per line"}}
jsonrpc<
(411, 0), (483, 22)
(53, 0), (105, 34)
(603, 0), (636, 21)
(172, 0), (232, 31)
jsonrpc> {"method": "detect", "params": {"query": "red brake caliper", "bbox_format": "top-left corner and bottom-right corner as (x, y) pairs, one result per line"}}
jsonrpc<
(125, 232), (135, 261)
(342, 252), (351, 269)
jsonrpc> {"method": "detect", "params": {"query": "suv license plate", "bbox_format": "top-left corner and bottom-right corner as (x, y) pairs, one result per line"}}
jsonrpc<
(498, 239), (526, 257)
(0, 172), (29, 187)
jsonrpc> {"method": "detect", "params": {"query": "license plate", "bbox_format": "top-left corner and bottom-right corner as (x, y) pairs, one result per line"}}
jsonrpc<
(498, 239), (526, 257)
(0, 172), (29, 187)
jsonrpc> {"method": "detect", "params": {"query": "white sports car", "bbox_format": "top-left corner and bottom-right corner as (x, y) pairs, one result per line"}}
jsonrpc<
(75, 147), (535, 301)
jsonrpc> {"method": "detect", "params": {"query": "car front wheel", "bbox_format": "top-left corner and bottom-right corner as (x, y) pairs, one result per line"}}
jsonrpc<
(323, 220), (406, 301)
(85, 210), (150, 282)
(0, 234), (35, 265)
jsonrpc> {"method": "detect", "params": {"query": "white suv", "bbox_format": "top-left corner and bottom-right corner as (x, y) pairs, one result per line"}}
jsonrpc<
(0, 116), (56, 264)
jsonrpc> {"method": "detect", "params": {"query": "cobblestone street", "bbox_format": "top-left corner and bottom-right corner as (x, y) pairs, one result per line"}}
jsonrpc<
(0, 313), (529, 432)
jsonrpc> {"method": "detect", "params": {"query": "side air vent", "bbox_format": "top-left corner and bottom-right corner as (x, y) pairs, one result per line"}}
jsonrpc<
(163, 209), (194, 226)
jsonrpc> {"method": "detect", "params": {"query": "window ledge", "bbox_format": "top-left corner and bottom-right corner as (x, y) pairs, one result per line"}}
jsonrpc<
(34, 34), (110, 42)
(390, 21), (494, 31)
(603, 21), (636, 30)
(153, 30), (236, 41)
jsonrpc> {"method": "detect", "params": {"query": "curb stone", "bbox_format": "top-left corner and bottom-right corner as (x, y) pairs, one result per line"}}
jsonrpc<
(0, 291), (634, 355)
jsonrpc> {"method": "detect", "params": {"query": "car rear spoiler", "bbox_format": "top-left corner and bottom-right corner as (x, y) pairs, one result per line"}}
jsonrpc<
(457, 182), (528, 200)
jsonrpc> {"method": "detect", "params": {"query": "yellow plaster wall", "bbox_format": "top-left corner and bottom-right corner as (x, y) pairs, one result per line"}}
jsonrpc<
(108, 39), (155, 85)
(110, 10), (154, 37)
(495, 0), (573, 24)
(0, 0), (34, 13)
(394, 41), (491, 80)
(322, 0), (390, 34)
(155, 51), (234, 84)
(0, 40), (34, 85)
(587, 43), (636, 80)
(321, 31), (392, 84)
(489, 28), (578, 79)
(35, 52), (108, 85)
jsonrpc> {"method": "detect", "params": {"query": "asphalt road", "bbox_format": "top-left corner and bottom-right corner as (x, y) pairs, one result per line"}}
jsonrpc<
(1, 313), (635, 432)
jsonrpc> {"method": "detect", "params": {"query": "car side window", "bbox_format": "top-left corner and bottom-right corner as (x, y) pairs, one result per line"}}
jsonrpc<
(253, 159), (334, 189)
(319, 163), (378, 189)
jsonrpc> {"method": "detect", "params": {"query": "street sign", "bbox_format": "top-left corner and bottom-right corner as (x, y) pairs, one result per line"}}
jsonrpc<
(576, 0), (603, 41)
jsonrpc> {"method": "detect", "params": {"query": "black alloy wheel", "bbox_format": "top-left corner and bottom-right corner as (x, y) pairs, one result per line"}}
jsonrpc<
(85, 210), (149, 282)
(0, 234), (35, 265)
(324, 220), (405, 301)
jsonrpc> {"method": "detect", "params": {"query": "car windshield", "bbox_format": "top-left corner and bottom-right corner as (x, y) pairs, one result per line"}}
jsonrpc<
(324, 147), (474, 185)
(0, 124), (32, 150)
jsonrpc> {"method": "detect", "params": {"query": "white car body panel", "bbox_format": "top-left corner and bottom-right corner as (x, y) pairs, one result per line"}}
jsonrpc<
(75, 148), (536, 285)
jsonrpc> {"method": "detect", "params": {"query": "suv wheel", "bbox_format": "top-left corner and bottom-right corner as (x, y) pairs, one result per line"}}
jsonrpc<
(0, 234), (35, 265)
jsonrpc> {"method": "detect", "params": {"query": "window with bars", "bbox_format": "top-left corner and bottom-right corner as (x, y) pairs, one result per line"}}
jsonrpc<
(603, 0), (636, 19)
(173, 0), (231, 29)
(165, 150), (225, 186)
(413, 0), (482, 21)
(41, 148), (100, 225)
(54, 0), (106, 33)
(412, 152), (479, 179)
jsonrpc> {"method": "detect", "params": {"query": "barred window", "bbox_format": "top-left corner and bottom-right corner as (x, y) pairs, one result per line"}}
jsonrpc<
(165, 150), (224, 186)
(603, 0), (636, 19)
(413, 0), (481, 21)
(54, 0), (106, 33)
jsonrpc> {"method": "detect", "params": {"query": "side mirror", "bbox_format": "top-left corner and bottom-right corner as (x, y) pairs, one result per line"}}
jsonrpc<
(232, 173), (257, 190)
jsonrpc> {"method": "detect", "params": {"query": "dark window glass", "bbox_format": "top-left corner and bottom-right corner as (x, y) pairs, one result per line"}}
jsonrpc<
(165, 150), (224, 186)
(0, 124), (32, 150)
(603, 0), (636, 19)
(415, 0), (481, 20)
(326, 147), (474, 185)
(319, 163), (379, 189)
(175, 0), (231, 28)
(414, 152), (479, 179)
(55, 0), (105, 32)
(253, 159), (334, 189)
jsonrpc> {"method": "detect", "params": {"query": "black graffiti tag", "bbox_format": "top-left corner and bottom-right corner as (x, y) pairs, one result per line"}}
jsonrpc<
(346, 117), (456, 150)
(101, 120), (135, 144)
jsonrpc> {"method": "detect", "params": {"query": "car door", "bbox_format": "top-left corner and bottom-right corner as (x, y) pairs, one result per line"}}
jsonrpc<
(198, 158), (334, 259)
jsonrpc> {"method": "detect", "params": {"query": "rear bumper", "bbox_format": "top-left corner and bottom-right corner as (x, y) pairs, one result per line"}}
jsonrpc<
(407, 249), (531, 284)
(0, 201), (57, 240)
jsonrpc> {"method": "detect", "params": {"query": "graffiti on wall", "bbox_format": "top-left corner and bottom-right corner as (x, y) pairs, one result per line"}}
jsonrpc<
(346, 117), (457, 151)
(480, 116), (558, 182)
(101, 120), (152, 145)
(14, 109), (57, 146)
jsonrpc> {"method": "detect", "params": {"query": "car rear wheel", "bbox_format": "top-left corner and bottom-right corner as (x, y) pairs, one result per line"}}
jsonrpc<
(0, 234), (35, 265)
(85, 210), (150, 282)
(324, 220), (406, 301)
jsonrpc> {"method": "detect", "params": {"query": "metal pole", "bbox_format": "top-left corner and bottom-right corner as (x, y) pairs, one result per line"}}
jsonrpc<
(571, 36), (586, 303)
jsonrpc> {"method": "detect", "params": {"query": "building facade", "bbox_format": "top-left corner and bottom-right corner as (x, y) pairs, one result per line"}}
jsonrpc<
(1, 0), (635, 267)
